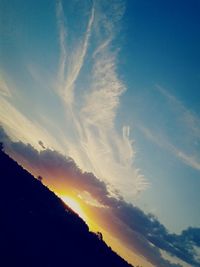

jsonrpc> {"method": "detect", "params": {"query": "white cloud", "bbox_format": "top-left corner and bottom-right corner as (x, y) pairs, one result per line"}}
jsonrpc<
(0, 0), (148, 199)
(139, 124), (200, 171)
(92, 38), (112, 58)
(82, 51), (125, 127)
(161, 250), (193, 267)
(156, 84), (200, 140)
(56, 0), (148, 197)
(153, 85), (200, 170)
(0, 74), (12, 97)
(0, 95), (64, 152)
(173, 149), (200, 171)
(57, 0), (94, 105)
(56, 0), (67, 86)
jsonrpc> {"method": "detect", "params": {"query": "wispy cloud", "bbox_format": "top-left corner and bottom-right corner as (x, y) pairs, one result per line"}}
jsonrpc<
(0, 0), (148, 206)
(0, 74), (12, 97)
(57, 0), (95, 105)
(139, 120), (200, 171)
(80, 50), (148, 193)
(138, 85), (200, 171)
(56, 0), (67, 86)
(0, 95), (63, 152)
(156, 84), (200, 140)
(55, 0), (148, 196)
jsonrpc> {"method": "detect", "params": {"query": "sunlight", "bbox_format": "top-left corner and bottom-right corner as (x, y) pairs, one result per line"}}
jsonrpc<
(61, 195), (87, 222)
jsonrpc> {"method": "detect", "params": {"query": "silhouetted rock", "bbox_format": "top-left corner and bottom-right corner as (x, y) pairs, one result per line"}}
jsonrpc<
(0, 149), (133, 267)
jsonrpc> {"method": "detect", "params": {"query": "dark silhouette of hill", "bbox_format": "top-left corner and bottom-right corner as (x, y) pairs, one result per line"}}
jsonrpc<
(0, 147), (133, 267)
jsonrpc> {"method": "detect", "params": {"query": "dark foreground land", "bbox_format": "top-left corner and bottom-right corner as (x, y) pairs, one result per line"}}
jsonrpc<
(0, 148), (133, 267)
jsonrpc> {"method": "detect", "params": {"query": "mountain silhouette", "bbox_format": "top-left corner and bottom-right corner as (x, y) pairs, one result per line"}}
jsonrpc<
(0, 147), (133, 267)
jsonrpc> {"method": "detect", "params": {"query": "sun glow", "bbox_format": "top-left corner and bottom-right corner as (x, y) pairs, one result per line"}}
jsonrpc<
(61, 195), (87, 221)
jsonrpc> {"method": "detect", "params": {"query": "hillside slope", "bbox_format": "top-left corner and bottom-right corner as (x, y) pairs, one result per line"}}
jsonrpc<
(0, 149), (133, 267)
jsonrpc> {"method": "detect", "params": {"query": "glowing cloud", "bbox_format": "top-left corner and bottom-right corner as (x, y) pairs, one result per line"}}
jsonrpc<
(0, 96), (63, 152)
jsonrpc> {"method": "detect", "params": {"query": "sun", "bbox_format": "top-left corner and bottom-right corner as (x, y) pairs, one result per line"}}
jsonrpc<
(60, 195), (87, 221)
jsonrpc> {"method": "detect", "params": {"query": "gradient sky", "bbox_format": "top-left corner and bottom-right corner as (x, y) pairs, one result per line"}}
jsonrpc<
(0, 1), (200, 266)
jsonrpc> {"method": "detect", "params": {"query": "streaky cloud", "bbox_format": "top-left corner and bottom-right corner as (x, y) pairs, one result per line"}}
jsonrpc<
(0, 96), (63, 152)
(0, 74), (12, 97)
(55, 0), (148, 196)
(57, 0), (94, 105)
(156, 84), (200, 140)
(148, 85), (200, 171)
(56, 0), (67, 86)
(138, 124), (200, 171)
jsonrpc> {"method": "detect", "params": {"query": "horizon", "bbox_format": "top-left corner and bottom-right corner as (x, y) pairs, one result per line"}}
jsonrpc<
(0, 1), (200, 266)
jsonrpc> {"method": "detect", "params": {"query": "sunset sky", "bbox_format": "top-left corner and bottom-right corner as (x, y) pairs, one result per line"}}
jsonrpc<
(1, 1), (200, 266)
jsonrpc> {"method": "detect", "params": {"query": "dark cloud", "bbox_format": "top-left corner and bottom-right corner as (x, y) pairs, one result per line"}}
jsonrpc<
(112, 202), (199, 266)
(38, 140), (46, 149)
(0, 126), (10, 144)
(0, 126), (200, 267)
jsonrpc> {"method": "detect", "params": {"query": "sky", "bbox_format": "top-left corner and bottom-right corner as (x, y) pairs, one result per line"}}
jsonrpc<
(0, 1), (200, 266)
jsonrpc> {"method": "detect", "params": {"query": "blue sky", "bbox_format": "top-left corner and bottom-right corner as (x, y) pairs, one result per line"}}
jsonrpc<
(118, 0), (200, 232)
(0, 1), (200, 266)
